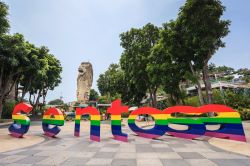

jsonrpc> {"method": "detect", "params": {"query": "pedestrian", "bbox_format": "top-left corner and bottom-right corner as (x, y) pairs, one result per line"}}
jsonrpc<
(145, 114), (149, 126)
(102, 113), (106, 120)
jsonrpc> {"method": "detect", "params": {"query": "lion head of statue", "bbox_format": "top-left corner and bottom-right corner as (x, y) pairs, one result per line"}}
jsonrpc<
(77, 62), (93, 87)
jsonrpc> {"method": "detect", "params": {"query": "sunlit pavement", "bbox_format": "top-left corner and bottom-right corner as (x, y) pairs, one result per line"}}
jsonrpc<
(0, 121), (250, 166)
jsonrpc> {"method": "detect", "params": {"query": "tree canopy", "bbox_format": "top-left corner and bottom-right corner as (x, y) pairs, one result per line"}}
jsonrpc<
(48, 99), (64, 105)
(97, 63), (125, 102)
(176, 0), (230, 104)
(97, 0), (231, 108)
(0, 1), (9, 34)
(89, 89), (99, 101)
(0, 1), (62, 118)
(120, 23), (160, 106)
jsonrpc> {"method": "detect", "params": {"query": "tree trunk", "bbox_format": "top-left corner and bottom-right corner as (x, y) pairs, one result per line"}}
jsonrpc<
(21, 79), (32, 102)
(189, 62), (204, 105)
(29, 93), (32, 104)
(149, 89), (153, 107)
(203, 62), (213, 104)
(33, 90), (42, 113)
(149, 88), (157, 108)
(0, 97), (3, 119)
(170, 93), (176, 106)
(21, 91), (26, 102)
(152, 88), (157, 108)
(15, 82), (19, 102)
(178, 86), (185, 105)
(196, 83), (204, 105)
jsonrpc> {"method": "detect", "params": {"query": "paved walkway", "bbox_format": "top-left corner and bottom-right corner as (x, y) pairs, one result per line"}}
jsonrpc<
(208, 121), (250, 157)
(0, 121), (250, 166)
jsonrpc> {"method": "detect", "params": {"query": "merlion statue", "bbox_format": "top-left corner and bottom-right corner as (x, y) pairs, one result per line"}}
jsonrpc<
(77, 62), (93, 103)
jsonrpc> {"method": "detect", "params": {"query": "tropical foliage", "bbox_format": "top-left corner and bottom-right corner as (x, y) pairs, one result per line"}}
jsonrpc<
(0, 1), (62, 118)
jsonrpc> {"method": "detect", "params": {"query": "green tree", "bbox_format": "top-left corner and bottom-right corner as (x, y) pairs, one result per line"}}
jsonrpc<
(97, 74), (109, 96)
(209, 63), (234, 75)
(0, 1), (9, 35)
(236, 68), (250, 83)
(48, 99), (64, 105)
(162, 19), (205, 105)
(148, 21), (188, 105)
(120, 23), (160, 107)
(89, 89), (99, 101)
(177, 0), (231, 104)
(19, 44), (47, 101)
(0, 34), (30, 118)
(28, 51), (62, 111)
(0, 2), (62, 118)
(97, 63), (124, 99)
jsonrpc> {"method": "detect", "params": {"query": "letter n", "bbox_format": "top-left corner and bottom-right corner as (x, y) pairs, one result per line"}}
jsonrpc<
(74, 106), (101, 142)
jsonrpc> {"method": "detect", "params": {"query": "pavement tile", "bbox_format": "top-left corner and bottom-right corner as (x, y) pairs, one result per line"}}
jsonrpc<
(136, 147), (154, 153)
(79, 147), (100, 152)
(136, 144), (152, 148)
(14, 156), (48, 164)
(185, 143), (207, 148)
(88, 143), (105, 148)
(137, 152), (158, 159)
(15, 150), (41, 156)
(151, 144), (169, 148)
(119, 143), (135, 148)
(118, 147), (136, 152)
(156, 152), (182, 159)
(61, 157), (90, 166)
(103, 144), (120, 148)
(99, 147), (118, 152)
(44, 140), (62, 146)
(72, 152), (96, 158)
(200, 152), (249, 159)
(0, 154), (8, 159)
(3, 149), (27, 155)
(114, 152), (137, 159)
(185, 159), (218, 166)
(93, 152), (115, 158)
(34, 150), (62, 156)
(178, 152), (205, 159)
(188, 148), (215, 152)
(5, 164), (32, 166)
(150, 140), (165, 144)
(0, 155), (27, 164)
(85, 158), (112, 165)
(1, 122), (249, 166)
(172, 147), (197, 152)
(111, 159), (136, 166)
(211, 159), (250, 166)
(168, 144), (186, 148)
(137, 159), (163, 166)
(153, 147), (174, 152)
(161, 159), (190, 166)
(36, 155), (68, 165)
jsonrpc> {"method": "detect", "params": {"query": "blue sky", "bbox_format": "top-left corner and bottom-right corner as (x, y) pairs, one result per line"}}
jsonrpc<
(3, 0), (250, 103)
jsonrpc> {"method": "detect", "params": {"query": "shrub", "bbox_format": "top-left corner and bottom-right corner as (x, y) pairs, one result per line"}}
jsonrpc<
(237, 108), (250, 120)
(184, 96), (200, 107)
(121, 112), (130, 118)
(2, 100), (16, 119)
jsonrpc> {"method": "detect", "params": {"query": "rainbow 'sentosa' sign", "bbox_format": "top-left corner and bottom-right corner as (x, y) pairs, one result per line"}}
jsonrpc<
(8, 100), (246, 142)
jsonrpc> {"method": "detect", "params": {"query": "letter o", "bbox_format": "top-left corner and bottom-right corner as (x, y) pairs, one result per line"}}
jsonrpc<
(128, 107), (168, 139)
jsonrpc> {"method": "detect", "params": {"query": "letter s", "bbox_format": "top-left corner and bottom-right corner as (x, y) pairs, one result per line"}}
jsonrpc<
(9, 103), (33, 138)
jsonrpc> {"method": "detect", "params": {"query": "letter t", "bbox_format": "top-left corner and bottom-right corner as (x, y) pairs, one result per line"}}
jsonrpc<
(107, 100), (128, 142)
